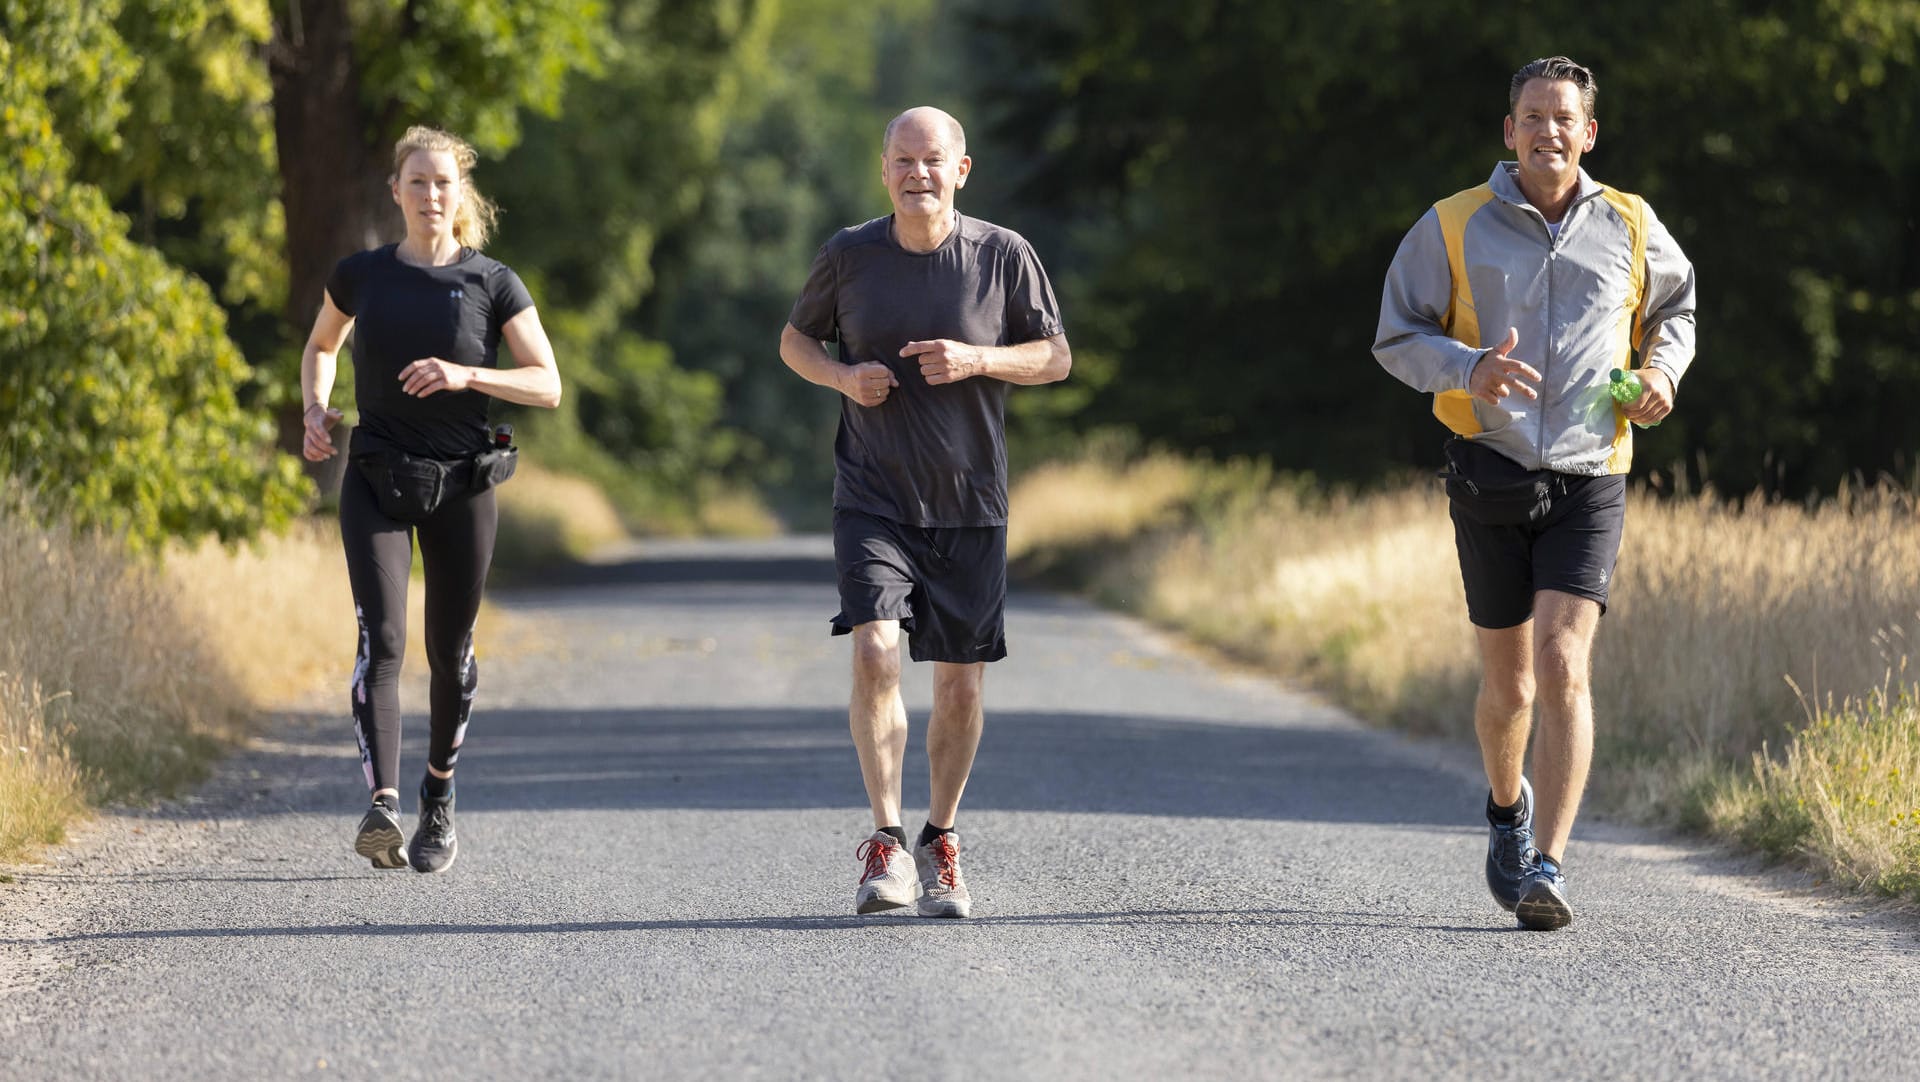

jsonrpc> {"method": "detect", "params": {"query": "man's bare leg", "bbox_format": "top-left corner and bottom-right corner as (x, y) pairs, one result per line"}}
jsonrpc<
(1529, 589), (1600, 862)
(926, 661), (986, 830)
(1474, 621), (1536, 807)
(849, 621), (908, 830)
(915, 660), (984, 918)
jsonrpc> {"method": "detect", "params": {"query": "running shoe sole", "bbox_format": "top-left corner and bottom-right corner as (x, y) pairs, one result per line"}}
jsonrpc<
(354, 819), (407, 870)
(917, 896), (970, 919)
(1514, 880), (1574, 930)
(855, 887), (914, 914)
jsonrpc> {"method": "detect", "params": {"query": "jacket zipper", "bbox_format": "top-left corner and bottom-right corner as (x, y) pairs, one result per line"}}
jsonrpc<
(1538, 209), (1555, 470)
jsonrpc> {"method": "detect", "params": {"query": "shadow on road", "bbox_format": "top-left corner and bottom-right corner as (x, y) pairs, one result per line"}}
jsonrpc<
(7, 906), (1509, 945)
(115, 706), (1466, 829)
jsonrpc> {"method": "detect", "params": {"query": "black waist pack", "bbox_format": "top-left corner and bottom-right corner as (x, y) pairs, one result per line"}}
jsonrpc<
(353, 442), (517, 524)
(471, 444), (517, 493)
(1439, 437), (1559, 527)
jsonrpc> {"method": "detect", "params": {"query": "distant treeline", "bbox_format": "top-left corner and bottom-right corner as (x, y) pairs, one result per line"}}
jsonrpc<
(4, 1), (1913, 548)
(961, 0), (1920, 496)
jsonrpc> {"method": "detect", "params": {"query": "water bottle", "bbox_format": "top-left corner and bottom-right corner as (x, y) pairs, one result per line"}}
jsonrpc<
(1608, 369), (1659, 428)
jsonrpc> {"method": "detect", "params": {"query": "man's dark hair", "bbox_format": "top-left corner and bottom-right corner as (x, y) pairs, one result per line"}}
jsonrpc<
(1510, 56), (1597, 121)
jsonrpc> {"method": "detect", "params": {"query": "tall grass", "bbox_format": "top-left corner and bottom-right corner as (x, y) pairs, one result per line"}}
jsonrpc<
(1010, 453), (1920, 902)
(492, 460), (632, 573)
(0, 499), (411, 861)
(1, 455), (700, 863)
(492, 459), (779, 574)
(0, 505), (249, 852)
(163, 519), (374, 709)
(0, 671), (84, 857)
(1709, 681), (1920, 902)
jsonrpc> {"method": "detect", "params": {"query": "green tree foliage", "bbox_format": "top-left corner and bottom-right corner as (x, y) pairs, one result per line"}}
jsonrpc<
(0, 19), (305, 547)
(267, 0), (605, 349)
(636, 0), (954, 522)
(486, 0), (764, 521)
(972, 0), (1920, 494)
(59, 0), (285, 311)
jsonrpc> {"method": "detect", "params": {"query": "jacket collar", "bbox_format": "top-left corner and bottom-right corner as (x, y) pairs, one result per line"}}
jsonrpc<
(1487, 162), (1604, 213)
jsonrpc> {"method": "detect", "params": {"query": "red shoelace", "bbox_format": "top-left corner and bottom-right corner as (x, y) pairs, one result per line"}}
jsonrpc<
(856, 837), (897, 882)
(926, 834), (960, 888)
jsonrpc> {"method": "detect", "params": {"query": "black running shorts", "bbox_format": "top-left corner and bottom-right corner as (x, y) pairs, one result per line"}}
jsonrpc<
(831, 508), (1008, 664)
(1450, 473), (1627, 629)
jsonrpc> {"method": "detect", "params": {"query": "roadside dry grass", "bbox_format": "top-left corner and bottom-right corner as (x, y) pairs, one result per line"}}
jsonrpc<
(2, 453), (756, 863)
(1708, 681), (1920, 900)
(0, 507), (249, 857)
(493, 459), (781, 574)
(1010, 453), (1920, 904)
(5, 504), (415, 862)
(493, 460), (631, 572)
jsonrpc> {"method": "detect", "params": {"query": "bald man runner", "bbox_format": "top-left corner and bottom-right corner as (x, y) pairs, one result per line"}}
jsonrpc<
(779, 106), (1072, 917)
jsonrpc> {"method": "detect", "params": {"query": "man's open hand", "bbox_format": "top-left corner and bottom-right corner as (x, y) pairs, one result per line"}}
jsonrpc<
(1469, 327), (1541, 405)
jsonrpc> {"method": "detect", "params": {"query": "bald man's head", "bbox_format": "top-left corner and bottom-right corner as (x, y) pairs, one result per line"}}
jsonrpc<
(884, 107), (967, 156)
(880, 106), (971, 226)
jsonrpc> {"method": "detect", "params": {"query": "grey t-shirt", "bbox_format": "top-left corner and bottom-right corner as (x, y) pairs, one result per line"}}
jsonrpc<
(788, 213), (1064, 527)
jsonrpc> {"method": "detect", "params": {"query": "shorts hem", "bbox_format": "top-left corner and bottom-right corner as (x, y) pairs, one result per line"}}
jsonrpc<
(830, 610), (914, 636)
(1468, 586), (1609, 630)
(907, 639), (1008, 665)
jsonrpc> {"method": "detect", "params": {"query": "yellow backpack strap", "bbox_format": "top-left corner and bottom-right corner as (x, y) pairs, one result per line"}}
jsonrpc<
(1599, 186), (1648, 351)
(1431, 185), (1496, 436)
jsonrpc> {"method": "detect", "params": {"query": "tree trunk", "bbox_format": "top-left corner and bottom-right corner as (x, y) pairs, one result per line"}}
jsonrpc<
(268, 0), (396, 488)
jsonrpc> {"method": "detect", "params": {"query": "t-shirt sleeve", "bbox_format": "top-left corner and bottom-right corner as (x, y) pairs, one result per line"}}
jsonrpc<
(489, 263), (536, 329)
(787, 243), (839, 342)
(324, 254), (361, 316)
(1004, 238), (1065, 343)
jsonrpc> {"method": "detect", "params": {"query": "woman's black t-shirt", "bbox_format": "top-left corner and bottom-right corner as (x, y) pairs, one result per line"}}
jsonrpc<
(325, 245), (535, 460)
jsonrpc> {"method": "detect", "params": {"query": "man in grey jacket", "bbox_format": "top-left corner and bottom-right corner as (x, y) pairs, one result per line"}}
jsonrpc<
(1373, 56), (1696, 930)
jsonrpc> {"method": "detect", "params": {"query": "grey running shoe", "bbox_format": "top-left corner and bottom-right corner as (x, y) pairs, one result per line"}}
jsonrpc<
(1485, 777), (1536, 912)
(1514, 852), (1573, 931)
(353, 803), (407, 870)
(854, 832), (917, 914)
(912, 831), (972, 918)
(409, 790), (458, 874)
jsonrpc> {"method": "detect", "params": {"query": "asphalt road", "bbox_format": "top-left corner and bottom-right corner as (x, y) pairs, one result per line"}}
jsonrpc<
(2, 536), (1916, 1080)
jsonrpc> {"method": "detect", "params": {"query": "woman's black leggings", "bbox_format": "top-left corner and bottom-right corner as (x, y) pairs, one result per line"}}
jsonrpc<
(339, 464), (497, 796)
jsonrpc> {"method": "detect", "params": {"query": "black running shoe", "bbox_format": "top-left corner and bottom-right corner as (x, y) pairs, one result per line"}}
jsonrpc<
(409, 789), (458, 874)
(1485, 777), (1536, 912)
(1514, 852), (1573, 931)
(353, 803), (407, 870)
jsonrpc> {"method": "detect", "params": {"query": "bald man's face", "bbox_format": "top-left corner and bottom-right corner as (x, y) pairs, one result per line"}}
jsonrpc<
(882, 119), (969, 223)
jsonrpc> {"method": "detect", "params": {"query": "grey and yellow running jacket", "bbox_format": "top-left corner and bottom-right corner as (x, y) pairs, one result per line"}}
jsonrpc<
(1373, 163), (1696, 475)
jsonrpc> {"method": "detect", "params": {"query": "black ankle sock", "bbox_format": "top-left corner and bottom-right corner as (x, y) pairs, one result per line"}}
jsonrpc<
(917, 823), (954, 848)
(1487, 792), (1523, 823)
(421, 772), (454, 802)
(373, 794), (398, 814)
(878, 825), (908, 846)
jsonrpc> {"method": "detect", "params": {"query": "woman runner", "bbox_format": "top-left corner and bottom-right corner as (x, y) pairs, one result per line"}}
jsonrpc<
(299, 126), (561, 872)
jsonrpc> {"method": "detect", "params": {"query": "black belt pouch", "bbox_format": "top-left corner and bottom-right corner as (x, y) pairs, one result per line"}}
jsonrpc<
(353, 451), (454, 524)
(1439, 437), (1555, 526)
(470, 446), (518, 494)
